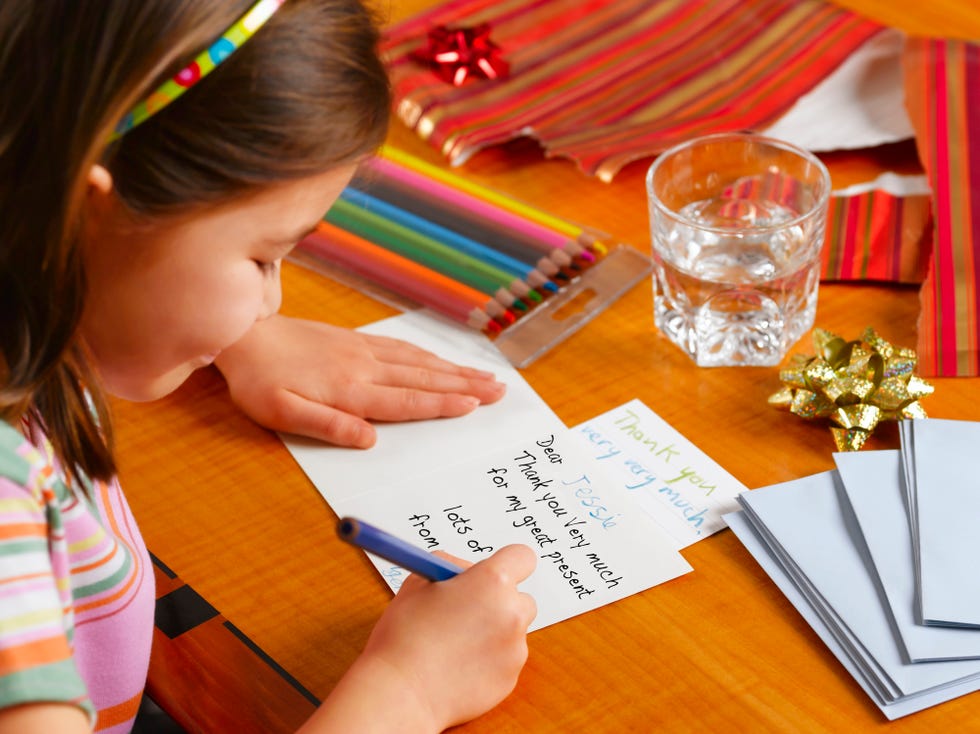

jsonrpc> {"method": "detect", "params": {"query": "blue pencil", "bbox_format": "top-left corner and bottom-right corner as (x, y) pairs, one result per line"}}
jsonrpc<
(337, 517), (463, 582)
(350, 172), (578, 276)
(340, 187), (560, 294)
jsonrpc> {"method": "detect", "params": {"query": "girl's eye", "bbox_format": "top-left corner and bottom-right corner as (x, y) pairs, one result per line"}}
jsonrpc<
(255, 259), (280, 275)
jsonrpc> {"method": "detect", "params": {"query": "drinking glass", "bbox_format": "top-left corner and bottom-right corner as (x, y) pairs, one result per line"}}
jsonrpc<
(646, 133), (831, 367)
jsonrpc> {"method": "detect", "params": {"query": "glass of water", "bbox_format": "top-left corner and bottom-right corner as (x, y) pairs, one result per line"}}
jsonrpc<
(646, 133), (831, 367)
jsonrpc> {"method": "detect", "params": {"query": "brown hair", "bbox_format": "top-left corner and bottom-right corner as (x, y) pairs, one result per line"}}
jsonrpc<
(0, 0), (390, 486)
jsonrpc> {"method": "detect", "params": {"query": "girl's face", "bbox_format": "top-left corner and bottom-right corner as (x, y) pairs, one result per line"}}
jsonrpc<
(81, 164), (356, 402)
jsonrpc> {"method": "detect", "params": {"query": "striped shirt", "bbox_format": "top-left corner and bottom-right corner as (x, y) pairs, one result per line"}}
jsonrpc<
(0, 421), (154, 732)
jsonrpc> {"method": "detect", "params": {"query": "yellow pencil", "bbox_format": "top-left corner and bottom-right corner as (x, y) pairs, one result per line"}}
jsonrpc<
(380, 145), (608, 251)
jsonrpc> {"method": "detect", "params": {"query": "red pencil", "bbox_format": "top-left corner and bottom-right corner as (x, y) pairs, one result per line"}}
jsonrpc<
(299, 222), (516, 333)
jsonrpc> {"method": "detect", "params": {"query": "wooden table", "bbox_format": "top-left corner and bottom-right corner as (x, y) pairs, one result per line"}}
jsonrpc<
(112, 2), (980, 731)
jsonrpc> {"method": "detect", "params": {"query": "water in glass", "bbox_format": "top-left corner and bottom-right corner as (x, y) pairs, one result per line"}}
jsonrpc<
(652, 188), (821, 367)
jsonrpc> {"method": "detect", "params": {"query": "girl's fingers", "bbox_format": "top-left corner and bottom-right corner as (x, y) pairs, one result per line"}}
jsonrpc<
(253, 389), (378, 448)
(334, 383), (498, 422)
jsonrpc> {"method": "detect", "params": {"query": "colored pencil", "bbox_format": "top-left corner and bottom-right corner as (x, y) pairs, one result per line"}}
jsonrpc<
(367, 154), (597, 263)
(354, 161), (577, 268)
(337, 516), (462, 581)
(349, 172), (575, 276)
(300, 223), (514, 333)
(339, 187), (560, 293)
(324, 197), (544, 309)
(378, 146), (584, 236)
(294, 150), (618, 344)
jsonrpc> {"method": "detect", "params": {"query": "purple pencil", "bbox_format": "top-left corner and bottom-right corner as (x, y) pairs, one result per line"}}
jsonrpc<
(363, 156), (592, 262)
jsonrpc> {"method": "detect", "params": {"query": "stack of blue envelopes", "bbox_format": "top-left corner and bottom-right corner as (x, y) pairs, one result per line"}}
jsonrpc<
(724, 418), (980, 719)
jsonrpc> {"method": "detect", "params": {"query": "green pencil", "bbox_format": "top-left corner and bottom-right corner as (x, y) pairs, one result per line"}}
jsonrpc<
(325, 198), (542, 309)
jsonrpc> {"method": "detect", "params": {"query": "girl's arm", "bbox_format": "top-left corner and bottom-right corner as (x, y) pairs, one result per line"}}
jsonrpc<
(0, 547), (535, 734)
(0, 703), (91, 734)
(214, 315), (506, 448)
(299, 545), (537, 733)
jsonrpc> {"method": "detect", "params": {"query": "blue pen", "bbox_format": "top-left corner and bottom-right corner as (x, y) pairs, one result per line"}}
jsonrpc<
(337, 516), (463, 581)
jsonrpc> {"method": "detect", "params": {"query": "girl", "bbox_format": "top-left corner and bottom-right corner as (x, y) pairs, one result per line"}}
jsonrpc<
(0, 1), (537, 732)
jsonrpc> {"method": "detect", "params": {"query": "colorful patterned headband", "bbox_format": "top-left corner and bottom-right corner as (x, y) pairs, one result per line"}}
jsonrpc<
(109, 0), (286, 141)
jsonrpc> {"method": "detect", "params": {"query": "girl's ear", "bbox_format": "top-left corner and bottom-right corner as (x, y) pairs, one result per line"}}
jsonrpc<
(84, 165), (116, 237)
(87, 164), (114, 197)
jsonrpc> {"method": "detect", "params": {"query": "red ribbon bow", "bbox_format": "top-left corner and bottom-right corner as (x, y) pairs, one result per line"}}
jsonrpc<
(417, 23), (509, 87)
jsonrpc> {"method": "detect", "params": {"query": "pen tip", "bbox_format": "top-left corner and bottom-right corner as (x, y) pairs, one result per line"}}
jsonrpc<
(338, 517), (357, 539)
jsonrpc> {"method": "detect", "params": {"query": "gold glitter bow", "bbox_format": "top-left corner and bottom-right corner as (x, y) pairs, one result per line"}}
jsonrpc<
(768, 327), (934, 451)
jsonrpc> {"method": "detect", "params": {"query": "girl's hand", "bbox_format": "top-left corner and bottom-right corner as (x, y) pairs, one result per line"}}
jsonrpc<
(213, 315), (506, 447)
(362, 545), (538, 731)
(303, 546), (536, 733)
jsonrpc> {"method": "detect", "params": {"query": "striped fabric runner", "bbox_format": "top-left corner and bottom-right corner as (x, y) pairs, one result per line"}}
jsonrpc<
(384, 0), (884, 181)
(822, 190), (932, 283)
(904, 39), (980, 376)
